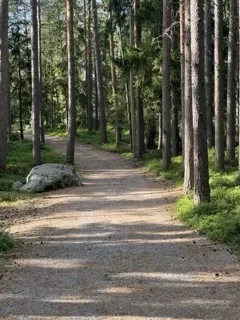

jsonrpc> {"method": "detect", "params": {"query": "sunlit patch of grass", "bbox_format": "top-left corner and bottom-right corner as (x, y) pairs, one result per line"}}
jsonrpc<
(0, 139), (65, 203)
(141, 155), (182, 185)
(175, 149), (240, 251)
(46, 128), (67, 138)
(76, 128), (131, 153)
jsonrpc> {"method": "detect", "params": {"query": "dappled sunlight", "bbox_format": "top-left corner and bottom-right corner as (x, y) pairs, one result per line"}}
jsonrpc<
(1, 138), (240, 320)
(112, 272), (240, 283)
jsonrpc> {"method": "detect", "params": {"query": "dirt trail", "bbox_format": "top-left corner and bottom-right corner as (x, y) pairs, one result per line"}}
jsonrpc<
(0, 135), (240, 320)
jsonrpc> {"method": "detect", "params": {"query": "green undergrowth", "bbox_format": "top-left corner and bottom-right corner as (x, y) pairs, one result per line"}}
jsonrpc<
(140, 152), (183, 185)
(176, 150), (240, 252)
(76, 128), (131, 154)
(48, 128), (240, 251)
(0, 230), (14, 252)
(0, 139), (65, 203)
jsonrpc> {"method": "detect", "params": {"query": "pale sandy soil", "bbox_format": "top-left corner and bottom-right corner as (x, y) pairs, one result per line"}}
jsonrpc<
(0, 135), (240, 320)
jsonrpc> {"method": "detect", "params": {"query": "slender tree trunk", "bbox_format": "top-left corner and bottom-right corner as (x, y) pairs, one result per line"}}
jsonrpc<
(119, 26), (132, 149)
(226, 0), (238, 162)
(184, 0), (194, 194)
(214, 0), (225, 171)
(0, 0), (9, 170)
(204, 0), (214, 148)
(94, 64), (99, 131)
(109, 8), (121, 147)
(239, 0), (240, 174)
(31, 0), (41, 166)
(162, 0), (172, 169)
(17, 24), (24, 140)
(129, 4), (137, 156)
(87, 0), (93, 133)
(92, 0), (107, 143)
(191, 0), (210, 204)
(84, 0), (88, 128)
(66, 0), (76, 164)
(38, 0), (45, 143)
(134, 0), (144, 158)
(180, 0), (185, 170)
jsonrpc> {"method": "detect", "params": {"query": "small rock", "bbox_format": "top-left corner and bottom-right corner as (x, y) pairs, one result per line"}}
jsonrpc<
(12, 181), (24, 190)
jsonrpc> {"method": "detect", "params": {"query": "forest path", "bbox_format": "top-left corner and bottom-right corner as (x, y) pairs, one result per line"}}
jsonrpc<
(0, 135), (240, 320)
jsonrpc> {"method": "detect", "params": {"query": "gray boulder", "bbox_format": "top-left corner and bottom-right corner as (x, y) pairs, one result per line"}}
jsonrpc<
(12, 181), (24, 190)
(20, 163), (81, 193)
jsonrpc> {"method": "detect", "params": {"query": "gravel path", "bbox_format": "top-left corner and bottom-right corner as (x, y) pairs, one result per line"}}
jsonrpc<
(0, 135), (240, 320)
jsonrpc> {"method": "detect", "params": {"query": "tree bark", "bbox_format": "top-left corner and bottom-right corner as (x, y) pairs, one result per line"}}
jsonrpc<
(38, 0), (45, 143)
(92, 0), (107, 144)
(134, 0), (144, 158)
(17, 24), (24, 140)
(162, 0), (172, 169)
(129, 4), (137, 157)
(184, 0), (194, 194)
(86, 0), (93, 133)
(180, 0), (185, 170)
(239, 0), (240, 174)
(31, 0), (41, 166)
(0, 0), (9, 170)
(204, 0), (214, 148)
(109, 8), (121, 147)
(191, 0), (210, 204)
(66, 0), (76, 164)
(226, 0), (238, 162)
(214, 0), (225, 171)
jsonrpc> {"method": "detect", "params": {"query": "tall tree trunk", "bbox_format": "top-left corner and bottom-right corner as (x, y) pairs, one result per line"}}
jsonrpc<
(239, 0), (240, 175)
(162, 0), (172, 169)
(94, 64), (99, 131)
(180, 0), (185, 170)
(86, 0), (93, 133)
(226, 0), (238, 162)
(66, 0), (76, 164)
(129, 4), (137, 156)
(191, 0), (210, 204)
(214, 0), (225, 171)
(92, 0), (107, 144)
(38, 0), (45, 143)
(0, 0), (9, 170)
(204, 0), (214, 148)
(17, 24), (24, 140)
(184, 0), (194, 194)
(109, 8), (121, 147)
(84, 0), (88, 128)
(31, 0), (41, 166)
(134, 0), (144, 158)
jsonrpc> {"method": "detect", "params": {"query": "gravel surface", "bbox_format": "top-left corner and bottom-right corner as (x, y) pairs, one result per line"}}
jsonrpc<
(0, 135), (240, 320)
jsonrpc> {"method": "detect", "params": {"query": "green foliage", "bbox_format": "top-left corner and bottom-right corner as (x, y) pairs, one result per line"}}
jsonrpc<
(175, 149), (240, 252)
(0, 139), (65, 203)
(141, 154), (183, 184)
(0, 230), (14, 252)
(76, 128), (130, 154)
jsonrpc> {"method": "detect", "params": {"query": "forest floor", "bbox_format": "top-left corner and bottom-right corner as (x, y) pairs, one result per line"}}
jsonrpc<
(0, 135), (240, 320)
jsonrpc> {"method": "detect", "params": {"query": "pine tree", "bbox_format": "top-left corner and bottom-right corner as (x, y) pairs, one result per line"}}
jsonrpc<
(66, 0), (76, 164)
(191, 0), (210, 204)
(31, 0), (41, 166)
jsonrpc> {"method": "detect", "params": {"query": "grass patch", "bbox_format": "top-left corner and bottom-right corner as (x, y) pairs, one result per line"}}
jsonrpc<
(0, 230), (14, 252)
(75, 128), (131, 154)
(0, 139), (65, 203)
(140, 153), (183, 185)
(175, 149), (240, 252)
